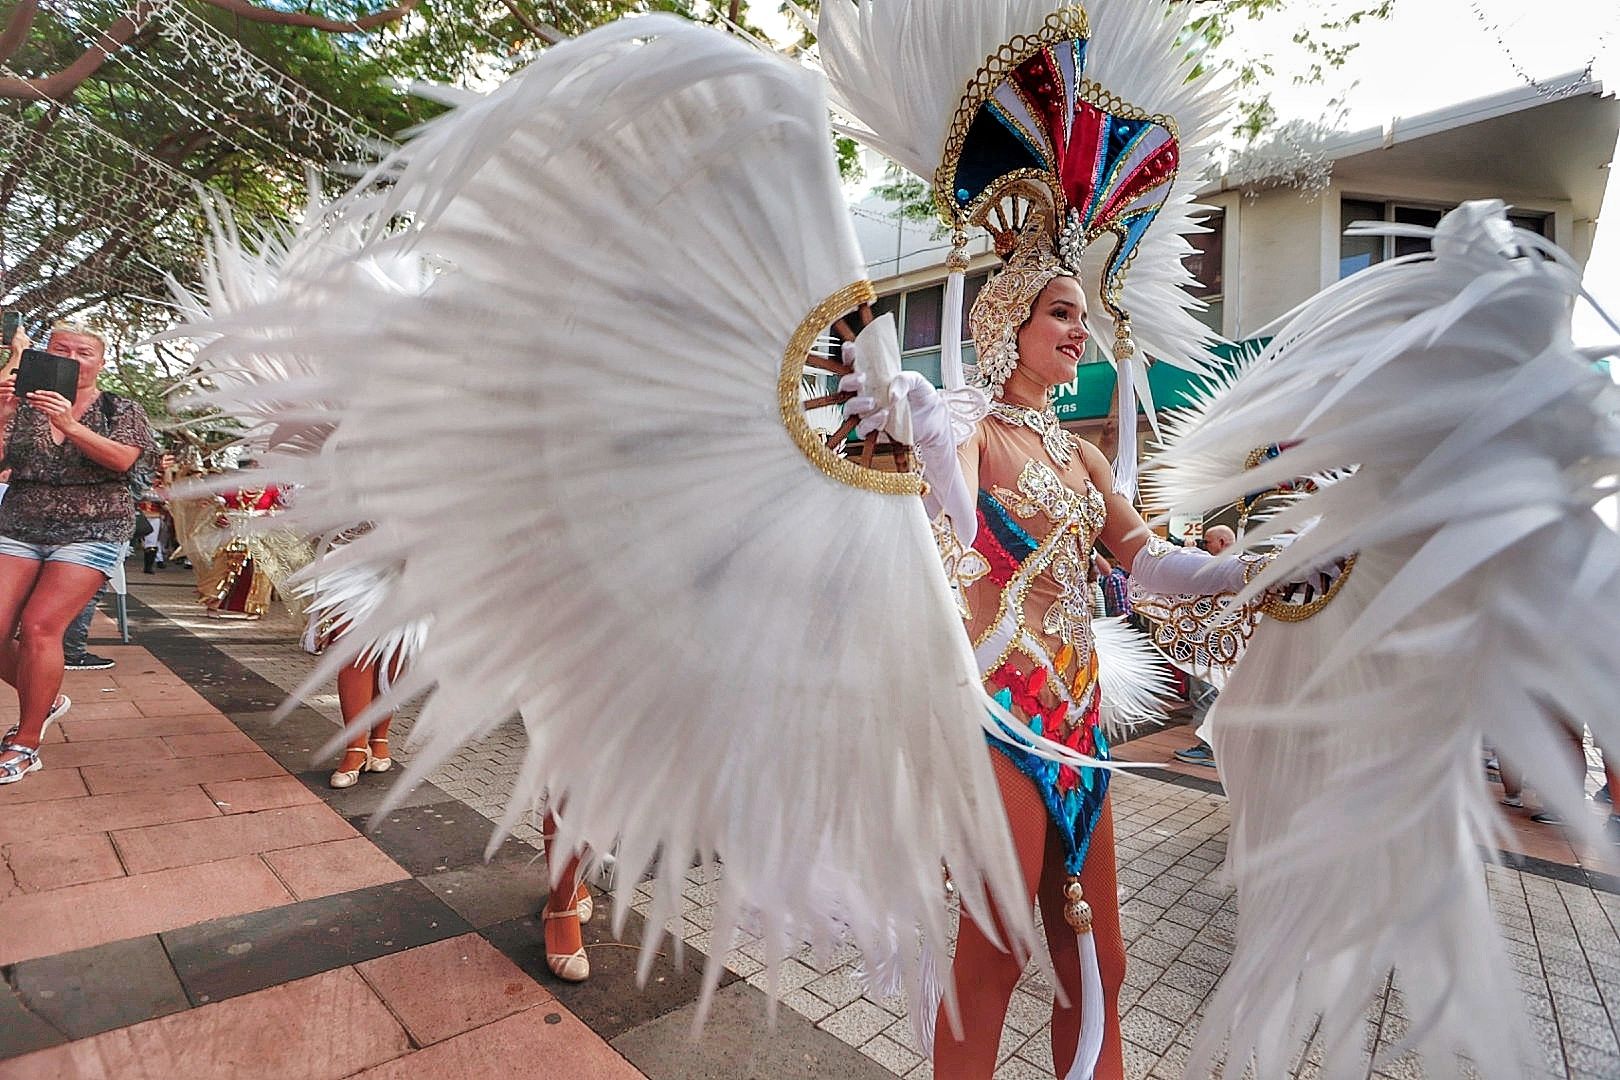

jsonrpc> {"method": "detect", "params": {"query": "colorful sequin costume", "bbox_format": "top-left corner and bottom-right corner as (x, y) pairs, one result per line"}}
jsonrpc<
(967, 441), (1111, 876)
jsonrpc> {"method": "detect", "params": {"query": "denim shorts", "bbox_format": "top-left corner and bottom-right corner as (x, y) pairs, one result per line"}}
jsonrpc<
(0, 536), (125, 578)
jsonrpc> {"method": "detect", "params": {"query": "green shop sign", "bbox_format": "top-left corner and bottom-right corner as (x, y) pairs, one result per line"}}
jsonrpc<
(1051, 338), (1267, 422)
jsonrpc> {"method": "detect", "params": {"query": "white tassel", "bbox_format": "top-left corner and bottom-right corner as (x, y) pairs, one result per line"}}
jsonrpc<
(1111, 356), (1137, 500)
(1063, 929), (1106, 1080)
(941, 265), (966, 391)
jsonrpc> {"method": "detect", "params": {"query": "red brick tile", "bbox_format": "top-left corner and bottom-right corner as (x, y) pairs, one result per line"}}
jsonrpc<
(0, 787), (220, 844)
(0, 767), (86, 805)
(0, 967), (408, 1080)
(81, 751), (283, 796)
(263, 837), (410, 901)
(349, 1004), (643, 1080)
(355, 933), (551, 1046)
(62, 713), (236, 742)
(163, 731), (261, 758)
(203, 775), (319, 814)
(123, 684), (211, 706)
(38, 737), (175, 770)
(136, 696), (222, 718)
(110, 673), (189, 690)
(53, 698), (142, 721)
(1, 832), (125, 893)
(113, 804), (358, 874)
(0, 854), (291, 964)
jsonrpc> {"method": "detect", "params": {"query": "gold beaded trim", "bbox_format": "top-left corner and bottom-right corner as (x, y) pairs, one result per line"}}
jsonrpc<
(932, 6), (1091, 226)
(1260, 553), (1358, 623)
(779, 281), (923, 496)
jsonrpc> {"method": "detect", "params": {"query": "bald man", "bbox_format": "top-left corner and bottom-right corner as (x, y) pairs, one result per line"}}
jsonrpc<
(1203, 524), (1236, 555)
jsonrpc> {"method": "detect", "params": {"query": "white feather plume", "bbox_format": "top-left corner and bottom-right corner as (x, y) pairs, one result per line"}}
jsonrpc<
(1091, 614), (1175, 736)
(183, 15), (1070, 1022)
(1144, 200), (1620, 1078)
(817, 0), (1231, 391)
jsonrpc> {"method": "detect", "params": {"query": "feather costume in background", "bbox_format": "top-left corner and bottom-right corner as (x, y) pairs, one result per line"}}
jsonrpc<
(817, 0), (1228, 496)
(1142, 201), (1620, 1078)
(167, 15), (1144, 1024)
(162, 202), (430, 672)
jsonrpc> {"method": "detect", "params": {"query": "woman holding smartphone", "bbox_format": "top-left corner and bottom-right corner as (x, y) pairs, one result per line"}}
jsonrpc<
(0, 323), (155, 784)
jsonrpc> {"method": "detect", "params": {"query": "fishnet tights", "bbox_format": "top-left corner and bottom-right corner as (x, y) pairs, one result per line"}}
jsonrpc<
(935, 751), (1126, 1079)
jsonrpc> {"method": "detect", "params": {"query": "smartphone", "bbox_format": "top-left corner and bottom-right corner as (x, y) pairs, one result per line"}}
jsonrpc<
(15, 349), (78, 405)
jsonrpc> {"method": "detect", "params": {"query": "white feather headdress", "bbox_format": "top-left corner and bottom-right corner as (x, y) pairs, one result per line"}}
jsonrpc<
(817, 0), (1230, 494)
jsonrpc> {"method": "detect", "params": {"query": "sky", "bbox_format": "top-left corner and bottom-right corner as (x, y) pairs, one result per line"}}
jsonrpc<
(1228, 0), (1618, 132)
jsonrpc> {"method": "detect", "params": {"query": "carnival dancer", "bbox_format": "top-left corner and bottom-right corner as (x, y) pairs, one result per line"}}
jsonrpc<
(171, 8), (1618, 1079)
(821, 2), (1237, 1073)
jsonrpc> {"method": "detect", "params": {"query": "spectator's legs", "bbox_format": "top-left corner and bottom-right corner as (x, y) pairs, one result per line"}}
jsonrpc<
(0, 554), (44, 690)
(5, 563), (104, 756)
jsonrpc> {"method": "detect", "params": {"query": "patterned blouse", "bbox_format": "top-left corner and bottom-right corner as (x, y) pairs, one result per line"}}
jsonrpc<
(0, 394), (157, 544)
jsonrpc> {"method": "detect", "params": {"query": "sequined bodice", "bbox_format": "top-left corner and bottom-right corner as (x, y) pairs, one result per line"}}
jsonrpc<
(963, 423), (1108, 669)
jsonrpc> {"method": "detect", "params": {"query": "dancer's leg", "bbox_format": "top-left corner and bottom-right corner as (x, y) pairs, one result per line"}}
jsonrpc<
(541, 810), (588, 980)
(334, 657), (379, 776)
(935, 751), (1050, 1079)
(1039, 798), (1124, 1079)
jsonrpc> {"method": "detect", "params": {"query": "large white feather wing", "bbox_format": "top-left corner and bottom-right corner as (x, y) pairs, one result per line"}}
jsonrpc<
(1146, 201), (1620, 1078)
(194, 15), (1045, 1016)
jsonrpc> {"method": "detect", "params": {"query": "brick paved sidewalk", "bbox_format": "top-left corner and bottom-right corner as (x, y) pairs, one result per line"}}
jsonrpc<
(3, 573), (1615, 1079)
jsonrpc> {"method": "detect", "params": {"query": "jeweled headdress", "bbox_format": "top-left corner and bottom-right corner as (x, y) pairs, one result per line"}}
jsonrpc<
(820, 0), (1229, 492)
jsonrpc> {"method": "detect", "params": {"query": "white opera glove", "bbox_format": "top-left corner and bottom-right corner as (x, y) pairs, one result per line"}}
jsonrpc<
(1129, 537), (1257, 596)
(838, 316), (985, 547)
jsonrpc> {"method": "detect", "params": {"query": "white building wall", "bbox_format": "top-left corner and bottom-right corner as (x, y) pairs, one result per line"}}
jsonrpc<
(1229, 189), (1332, 337)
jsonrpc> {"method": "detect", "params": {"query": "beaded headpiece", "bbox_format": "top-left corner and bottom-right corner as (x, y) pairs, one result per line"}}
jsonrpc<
(820, 0), (1226, 495)
(943, 6), (1180, 370)
(967, 218), (1070, 397)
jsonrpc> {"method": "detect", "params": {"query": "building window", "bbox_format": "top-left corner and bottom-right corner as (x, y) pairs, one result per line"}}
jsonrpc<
(871, 272), (991, 386)
(1339, 198), (1386, 278)
(1342, 199), (1554, 277)
(1185, 210), (1224, 333)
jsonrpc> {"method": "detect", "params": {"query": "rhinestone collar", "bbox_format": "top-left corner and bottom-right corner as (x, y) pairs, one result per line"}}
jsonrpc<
(989, 401), (1080, 468)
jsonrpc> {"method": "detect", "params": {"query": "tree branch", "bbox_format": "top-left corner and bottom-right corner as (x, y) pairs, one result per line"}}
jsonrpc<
(0, 1), (162, 101)
(496, 0), (563, 44)
(193, 0), (427, 32)
(0, 0), (39, 68)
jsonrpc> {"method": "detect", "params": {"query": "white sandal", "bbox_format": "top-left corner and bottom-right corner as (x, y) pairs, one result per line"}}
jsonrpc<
(3, 694), (69, 746)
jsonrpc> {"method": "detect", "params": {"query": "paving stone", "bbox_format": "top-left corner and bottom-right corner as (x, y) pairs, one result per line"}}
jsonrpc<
(9, 935), (189, 1040)
(356, 932), (552, 1046)
(163, 878), (469, 1006)
(0, 854), (291, 966)
(483, 906), (734, 1041)
(820, 998), (895, 1046)
(262, 836), (411, 901)
(0, 831), (125, 893)
(860, 1032), (923, 1075)
(0, 768), (88, 805)
(1119, 1005), (1179, 1055)
(202, 775), (321, 814)
(0, 979), (66, 1059)
(420, 860), (549, 929)
(612, 981), (894, 1079)
(0, 967), (408, 1080)
(358, 802), (538, 877)
(80, 751), (284, 796)
(58, 713), (237, 743)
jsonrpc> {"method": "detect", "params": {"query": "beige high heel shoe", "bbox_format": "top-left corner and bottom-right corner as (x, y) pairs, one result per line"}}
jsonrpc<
(542, 907), (589, 982)
(329, 746), (372, 789)
(367, 737), (392, 773)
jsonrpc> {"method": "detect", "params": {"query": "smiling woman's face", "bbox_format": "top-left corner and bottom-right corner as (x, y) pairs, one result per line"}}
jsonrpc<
(1015, 276), (1089, 389)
